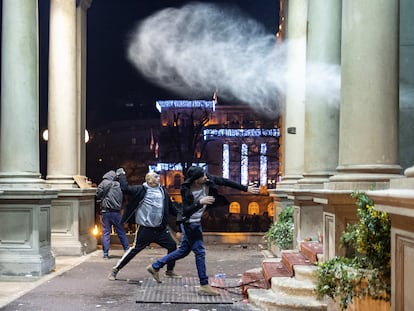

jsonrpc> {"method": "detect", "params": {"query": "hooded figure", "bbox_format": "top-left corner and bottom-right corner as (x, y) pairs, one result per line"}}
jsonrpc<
(96, 170), (122, 211)
(96, 170), (129, 259)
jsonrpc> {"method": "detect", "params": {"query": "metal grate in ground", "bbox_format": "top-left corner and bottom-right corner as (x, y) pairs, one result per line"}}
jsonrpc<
(136, 277), (234, 304)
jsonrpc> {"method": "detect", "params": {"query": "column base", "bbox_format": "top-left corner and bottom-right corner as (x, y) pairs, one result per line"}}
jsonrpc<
(328, 171), (404, 191)
(0, 189), (58, 278)
(277, 174), (303, 189)
(50, 188), (97, 256)
(46, 176), (78, 189)
(296, 172), (333, 189)
(51, 235), (97, 256)
(0, 172), (45, 187)
(0, 249), (55, 280)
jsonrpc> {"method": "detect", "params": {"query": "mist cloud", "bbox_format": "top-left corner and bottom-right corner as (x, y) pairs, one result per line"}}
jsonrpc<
(127, 2), (340, 115)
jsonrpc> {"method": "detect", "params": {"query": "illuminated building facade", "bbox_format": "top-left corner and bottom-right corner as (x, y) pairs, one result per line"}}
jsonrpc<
(155, 100), (280, 230)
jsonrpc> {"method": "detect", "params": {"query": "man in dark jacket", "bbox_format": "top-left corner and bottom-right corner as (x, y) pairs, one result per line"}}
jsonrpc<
(96, 170), (130, 259)
(147, 166), (260, 295)
(108, 169), (181, 281)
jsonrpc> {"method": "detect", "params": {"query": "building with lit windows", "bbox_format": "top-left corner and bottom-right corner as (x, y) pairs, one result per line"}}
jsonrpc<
(154, 100), (279, 231)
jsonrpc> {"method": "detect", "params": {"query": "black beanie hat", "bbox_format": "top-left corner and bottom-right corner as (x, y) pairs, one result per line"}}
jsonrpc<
(184, 166), (205, 183)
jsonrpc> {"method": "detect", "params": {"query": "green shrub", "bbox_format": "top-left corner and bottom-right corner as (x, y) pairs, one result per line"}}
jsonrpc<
(315, 192), (391, 310)
(265, 205), (294, 250)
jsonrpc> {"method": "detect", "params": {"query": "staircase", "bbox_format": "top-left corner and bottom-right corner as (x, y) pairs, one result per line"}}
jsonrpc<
(242, 241), (327, 311)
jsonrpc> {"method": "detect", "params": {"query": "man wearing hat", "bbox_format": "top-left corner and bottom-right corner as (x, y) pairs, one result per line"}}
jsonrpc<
(147, 166), (260, 296)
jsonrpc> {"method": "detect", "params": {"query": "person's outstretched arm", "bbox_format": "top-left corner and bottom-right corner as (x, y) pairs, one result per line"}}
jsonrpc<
(209, 174), (260, 193)
(117, 168), (141, 195)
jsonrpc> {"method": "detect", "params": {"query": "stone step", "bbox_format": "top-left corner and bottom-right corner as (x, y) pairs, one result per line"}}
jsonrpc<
(293, 264), (319, 283)
(300, 241), (323, 263)
(262, 260), (292, 285)
(281, 250), (313, 276)
(271, 276), (317, 297)
(248, 288), (327, 311)
(240, 268), (269, 299)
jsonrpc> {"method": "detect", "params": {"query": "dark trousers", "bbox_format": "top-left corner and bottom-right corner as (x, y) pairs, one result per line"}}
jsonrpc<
(101, 211), (129, 256)
(114, 225), (177, 271)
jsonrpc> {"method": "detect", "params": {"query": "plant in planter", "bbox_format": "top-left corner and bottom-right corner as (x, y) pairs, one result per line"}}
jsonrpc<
(265, 205), (294, 250)
(315, 192), (391, 310)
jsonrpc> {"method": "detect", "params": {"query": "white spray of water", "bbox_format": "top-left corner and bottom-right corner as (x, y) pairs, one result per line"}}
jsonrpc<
(127, 2), (340, 115)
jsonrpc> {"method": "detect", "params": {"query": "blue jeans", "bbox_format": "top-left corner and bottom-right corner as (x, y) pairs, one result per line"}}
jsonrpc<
(101, 211), (129, 256)
(152, 222), (208, 285)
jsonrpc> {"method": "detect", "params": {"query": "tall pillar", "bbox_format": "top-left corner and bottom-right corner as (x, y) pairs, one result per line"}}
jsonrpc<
(0, 0), (57, 277)
(47, 0), (78, 187)
(297, 0), (341, 189)
(76, 0), (93, 176)
(329, 0), (401, 190)
(292, 0), (342, 248)
(277, 0), (307, 189)
(0, 0), (42, 184)
(47, 0), (97, 255)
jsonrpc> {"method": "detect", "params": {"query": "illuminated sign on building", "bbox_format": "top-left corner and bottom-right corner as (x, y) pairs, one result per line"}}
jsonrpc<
(203, 128), (280, 139)
(156, 100), (216, 112)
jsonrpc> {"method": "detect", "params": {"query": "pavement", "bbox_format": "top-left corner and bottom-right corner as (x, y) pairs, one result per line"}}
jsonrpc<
(0, 244), (268, 311)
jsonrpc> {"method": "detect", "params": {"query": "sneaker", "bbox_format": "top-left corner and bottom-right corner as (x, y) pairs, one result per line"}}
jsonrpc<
(165, 270), (182, 278)
(198, 284), (220, 296)
(108, 268), (119, 281)
(146, 264), (162, 283)
(103, 255), (109, 260)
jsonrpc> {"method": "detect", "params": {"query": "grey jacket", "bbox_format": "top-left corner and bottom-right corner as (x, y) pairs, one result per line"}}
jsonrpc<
(96, 170), (122, 210)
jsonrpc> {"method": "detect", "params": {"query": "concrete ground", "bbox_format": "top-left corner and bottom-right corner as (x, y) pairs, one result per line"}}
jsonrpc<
(0, 244), (267, 311)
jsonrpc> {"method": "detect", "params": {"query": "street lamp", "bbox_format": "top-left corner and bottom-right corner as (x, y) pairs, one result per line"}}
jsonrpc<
(42, 129), (90, 143)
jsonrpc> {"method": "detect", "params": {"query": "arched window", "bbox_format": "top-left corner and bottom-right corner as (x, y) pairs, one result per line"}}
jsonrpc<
(248, 202), (259, 215)
(267, 202), (274, 217)
(229, 201), (240, 214)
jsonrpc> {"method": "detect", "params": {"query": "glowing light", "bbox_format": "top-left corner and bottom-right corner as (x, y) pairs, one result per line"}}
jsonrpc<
(222, 144), (229, 178)
(204, 128), (280, 140)
(241, 144), (248, 185)
(92, 224), (99, 236)
(42, 129), (49, 141)
(84, 130), (90, 143)
(260, 143), (267, 186)
(149, 162), (207, 172)
(42, 129), (90, 143)
(156, 100), (215, 112)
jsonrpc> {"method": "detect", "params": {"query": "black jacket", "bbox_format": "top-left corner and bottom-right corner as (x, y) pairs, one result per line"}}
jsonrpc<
(180, 173), (248, 220)
(118, 173), (178, 228)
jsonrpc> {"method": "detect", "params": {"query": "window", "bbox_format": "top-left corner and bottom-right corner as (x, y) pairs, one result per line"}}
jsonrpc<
(222, 144), (229, 178)
(248, 202), (259, 215)
(241, 144), (248, 185)
(229, 201), (241, 214)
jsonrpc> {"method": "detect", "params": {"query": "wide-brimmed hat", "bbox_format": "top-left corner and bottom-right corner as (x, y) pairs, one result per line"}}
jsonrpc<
(184, 166), (205, 183)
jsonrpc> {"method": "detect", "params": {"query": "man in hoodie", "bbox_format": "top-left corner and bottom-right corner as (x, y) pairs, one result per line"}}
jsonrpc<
(147, 166), (260, 296)
(96, 170), (130, 259)
(108, 169), (181, 281)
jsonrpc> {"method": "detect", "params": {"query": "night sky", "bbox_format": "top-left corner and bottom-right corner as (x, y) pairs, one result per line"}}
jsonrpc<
(85, 0), (280, 128)
(0, 1), (279, 129)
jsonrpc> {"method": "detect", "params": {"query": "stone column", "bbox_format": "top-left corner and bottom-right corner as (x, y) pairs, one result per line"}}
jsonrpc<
(76, 0), (93, 176)
(47, 0), (78, 187)
(329, 0), (401, 190)
(277, 0), (307, 189)
(0, 0), (42, 184)
(297, 0), (341, 189)
(292, 0), (342, 250)
(0, 0), (57, 277)
(47, 0), (97, 255)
